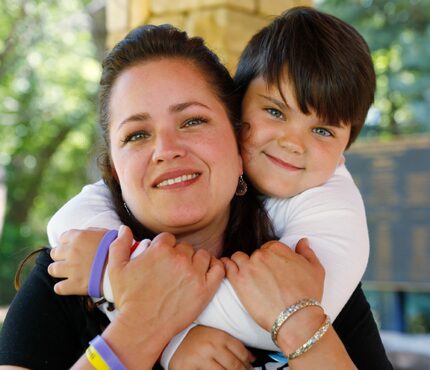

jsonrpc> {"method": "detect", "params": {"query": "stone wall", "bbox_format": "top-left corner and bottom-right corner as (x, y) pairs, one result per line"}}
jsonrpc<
(106, 0), (312, 71)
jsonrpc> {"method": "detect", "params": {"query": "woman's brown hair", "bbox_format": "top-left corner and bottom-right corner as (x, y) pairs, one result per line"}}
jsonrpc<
(97, 24), (274, 256)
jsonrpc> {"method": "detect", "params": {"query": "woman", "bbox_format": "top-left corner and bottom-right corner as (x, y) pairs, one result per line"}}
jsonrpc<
(0, 24), (388, 369)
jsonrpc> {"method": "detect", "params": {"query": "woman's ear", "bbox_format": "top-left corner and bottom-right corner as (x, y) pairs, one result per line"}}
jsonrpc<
(237, 153), (243, 176)
(111, 165), (119, 181)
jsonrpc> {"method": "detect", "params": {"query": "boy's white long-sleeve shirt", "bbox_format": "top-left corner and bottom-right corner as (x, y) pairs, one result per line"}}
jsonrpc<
(47, 164), (369, 367)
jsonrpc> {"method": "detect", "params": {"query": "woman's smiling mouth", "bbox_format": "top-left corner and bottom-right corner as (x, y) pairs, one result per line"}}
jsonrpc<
(154, 172), (201, 188)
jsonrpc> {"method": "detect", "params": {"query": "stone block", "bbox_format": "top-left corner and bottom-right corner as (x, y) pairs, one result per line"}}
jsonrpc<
(107, 30), (128, 49)
(151, 0), (257, 15)
(147, 14), (187, 29)
(151, 0), (201, 14)
(258, 0), (312, 16)
(186, 8), (266, 73)
(107, 0), (129, 33)
(129, 0), (150, 27)
(186, 8), (265, 51)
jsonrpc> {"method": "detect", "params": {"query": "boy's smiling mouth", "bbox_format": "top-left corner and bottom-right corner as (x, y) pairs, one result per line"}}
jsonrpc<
(263, 152), (304, 171)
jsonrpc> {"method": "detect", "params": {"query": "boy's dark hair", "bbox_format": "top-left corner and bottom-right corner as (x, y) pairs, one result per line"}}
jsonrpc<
(235, 6), (376, 148)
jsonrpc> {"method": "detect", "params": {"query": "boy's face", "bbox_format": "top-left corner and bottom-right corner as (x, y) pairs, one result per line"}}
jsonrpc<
(241, 76), (351, 198)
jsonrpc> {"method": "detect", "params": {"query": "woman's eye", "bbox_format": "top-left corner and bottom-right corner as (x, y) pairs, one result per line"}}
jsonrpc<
(123, 131), (150, 143)
(265, 108), (284, 119)
(182, 117), (207, 128)
(313, 127), (333, 137)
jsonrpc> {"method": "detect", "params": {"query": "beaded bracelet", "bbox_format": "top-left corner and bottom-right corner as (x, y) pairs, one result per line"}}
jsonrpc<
(288, 315), (331, 360)
(271, 298), (322, 347)
(88, 230), (118, 298)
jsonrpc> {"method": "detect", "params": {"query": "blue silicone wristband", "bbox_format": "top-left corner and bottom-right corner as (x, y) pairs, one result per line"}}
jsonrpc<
(89, 335), (126, 370)
(88, 230), (118, 298)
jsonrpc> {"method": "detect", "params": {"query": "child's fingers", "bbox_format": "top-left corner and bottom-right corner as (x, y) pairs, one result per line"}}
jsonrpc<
(50, 245), (66, 261)
(53, 278), (87, 296)
(225, 338), (255, 367)
(53, 280), (73, 295)
(47, 261), (68, 278)
(215, 344), (251, 370)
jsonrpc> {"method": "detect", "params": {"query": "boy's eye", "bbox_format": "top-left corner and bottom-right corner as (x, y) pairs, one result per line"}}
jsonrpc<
(265, 108), (284, 119)
(123, 131), (150, 143)
(312, 127), (333, 137)
(182, 117), (208, 128)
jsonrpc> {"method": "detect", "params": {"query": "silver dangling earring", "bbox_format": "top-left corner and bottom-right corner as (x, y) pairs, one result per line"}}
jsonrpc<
(123, 202), (131, 216)
(235, 175), (248, 196)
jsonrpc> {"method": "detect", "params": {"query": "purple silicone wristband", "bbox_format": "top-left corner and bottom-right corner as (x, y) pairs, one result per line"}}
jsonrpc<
(88, 229), (118, 298)
(90, 335), (126, 370)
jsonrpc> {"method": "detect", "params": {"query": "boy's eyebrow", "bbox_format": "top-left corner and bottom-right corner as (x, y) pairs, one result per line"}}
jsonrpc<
(258, 94), (289, 110)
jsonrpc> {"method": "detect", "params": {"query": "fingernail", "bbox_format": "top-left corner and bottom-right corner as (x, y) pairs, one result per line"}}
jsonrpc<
(118, 225), (126, 237)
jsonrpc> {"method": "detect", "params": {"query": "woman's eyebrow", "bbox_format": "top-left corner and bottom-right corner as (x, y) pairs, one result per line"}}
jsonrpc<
(169, 101), (210, 113)
(258, 94), (289, 110)
(118, 112), (150, 130)
(117, 102), (211, 130)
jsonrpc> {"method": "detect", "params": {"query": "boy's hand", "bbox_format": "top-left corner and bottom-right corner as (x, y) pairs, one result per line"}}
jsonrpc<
(170, 326), (255, 370)
(48, 228), (108, 295)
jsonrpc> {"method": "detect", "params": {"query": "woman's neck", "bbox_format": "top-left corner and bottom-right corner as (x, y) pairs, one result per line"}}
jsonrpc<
(175, 214), (228, 258)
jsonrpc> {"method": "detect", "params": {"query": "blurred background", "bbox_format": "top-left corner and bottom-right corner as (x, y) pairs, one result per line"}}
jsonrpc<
(0, 0), (429, 368)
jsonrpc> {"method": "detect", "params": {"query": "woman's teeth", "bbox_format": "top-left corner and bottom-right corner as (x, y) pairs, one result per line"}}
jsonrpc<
(156, 173), (199, 188)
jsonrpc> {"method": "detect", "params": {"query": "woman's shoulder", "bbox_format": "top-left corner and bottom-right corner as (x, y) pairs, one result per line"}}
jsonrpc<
(0, 249), (108, 370)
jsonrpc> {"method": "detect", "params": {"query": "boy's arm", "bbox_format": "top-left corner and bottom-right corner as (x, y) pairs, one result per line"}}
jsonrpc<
(47, 181), (121, 247)
(266, 165), (369, 321)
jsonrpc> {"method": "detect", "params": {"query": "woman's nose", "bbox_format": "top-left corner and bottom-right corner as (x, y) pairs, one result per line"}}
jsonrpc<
(151, 131), (186, 163)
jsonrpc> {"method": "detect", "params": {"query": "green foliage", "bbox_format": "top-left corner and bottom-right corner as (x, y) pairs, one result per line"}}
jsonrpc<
(317, 0), (430, 138)
(0, 0), (102, 304)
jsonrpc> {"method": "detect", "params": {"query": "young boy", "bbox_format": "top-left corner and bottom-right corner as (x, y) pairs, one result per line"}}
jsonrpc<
(47, 7), (375, 368)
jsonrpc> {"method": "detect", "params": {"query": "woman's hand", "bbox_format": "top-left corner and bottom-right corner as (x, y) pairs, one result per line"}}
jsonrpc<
(170, 326), (255, 370)
(222, 238), (325, 354)
(48, 228), (108, 295)
(109, 226), (225, 339)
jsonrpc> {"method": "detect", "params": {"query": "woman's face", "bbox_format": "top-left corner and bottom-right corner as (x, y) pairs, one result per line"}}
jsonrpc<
(109, 58), (242, 236)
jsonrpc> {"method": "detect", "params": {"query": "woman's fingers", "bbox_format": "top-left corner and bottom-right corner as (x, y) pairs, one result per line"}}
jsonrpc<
(296, 238), (325, 278)
(108, 225), (134, 271)
(150, 231), (176, 248)
(192, 248), (211, 273)
(206, 256), (225, 287)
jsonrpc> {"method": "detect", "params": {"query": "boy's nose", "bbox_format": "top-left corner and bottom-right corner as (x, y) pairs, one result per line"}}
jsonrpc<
(277, 130), (305, 154)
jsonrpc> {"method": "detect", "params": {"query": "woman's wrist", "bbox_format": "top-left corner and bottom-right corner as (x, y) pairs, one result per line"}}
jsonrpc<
(276, 306), (326, 355)
(101, 309), (174, 369)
